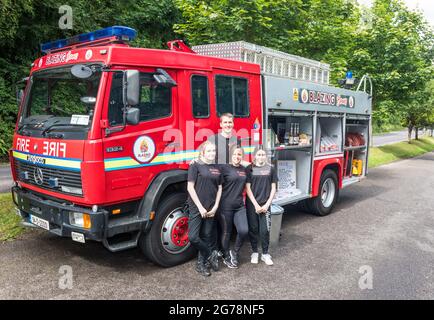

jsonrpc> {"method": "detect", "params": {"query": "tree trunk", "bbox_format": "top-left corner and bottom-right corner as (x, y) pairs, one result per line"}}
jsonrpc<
(415, 127), (419, 140)
(408, 125), (413, 143)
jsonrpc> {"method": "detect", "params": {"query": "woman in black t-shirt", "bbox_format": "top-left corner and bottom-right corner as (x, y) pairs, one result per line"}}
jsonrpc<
(187, 141), (222, 277)
(219, 145), (249, 269)
(246, 146), (278, 266)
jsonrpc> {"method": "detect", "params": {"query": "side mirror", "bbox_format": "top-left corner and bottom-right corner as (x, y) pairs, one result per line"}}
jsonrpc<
(124, 70), (140, 106)
(126, 107), (140, 125)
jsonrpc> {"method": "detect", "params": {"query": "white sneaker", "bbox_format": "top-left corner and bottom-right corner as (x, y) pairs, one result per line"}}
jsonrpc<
(261, 254), (274, 266)
(251, 252), (259, 264)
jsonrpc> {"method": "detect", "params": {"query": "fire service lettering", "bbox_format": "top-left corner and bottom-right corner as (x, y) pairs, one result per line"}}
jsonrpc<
(46, 51), (79, 65)
(296, 88), (355, 108)
(16, 138), (67, 158)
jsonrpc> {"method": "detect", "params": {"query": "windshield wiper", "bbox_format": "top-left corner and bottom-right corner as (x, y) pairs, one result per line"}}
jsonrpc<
(17, 122), (32, 136)
(42, 123), (85, 137)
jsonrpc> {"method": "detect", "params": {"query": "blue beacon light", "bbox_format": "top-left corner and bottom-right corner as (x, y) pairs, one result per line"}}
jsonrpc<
(40, 26), (137, 54)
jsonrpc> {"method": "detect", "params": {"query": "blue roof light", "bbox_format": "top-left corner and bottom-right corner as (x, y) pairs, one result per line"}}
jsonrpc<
(41, 26), (137, 53)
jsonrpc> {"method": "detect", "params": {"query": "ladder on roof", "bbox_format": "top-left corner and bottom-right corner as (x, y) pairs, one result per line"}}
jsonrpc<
(192, 41), (330, 85)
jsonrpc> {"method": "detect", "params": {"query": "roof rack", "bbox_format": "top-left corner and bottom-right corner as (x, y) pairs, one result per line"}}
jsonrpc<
(193, 41), (330, 85)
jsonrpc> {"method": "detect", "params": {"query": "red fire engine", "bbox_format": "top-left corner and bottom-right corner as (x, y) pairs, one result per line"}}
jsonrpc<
(11, 26), (372, 267)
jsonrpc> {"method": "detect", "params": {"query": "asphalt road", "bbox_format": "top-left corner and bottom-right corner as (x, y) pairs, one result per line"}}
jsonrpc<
(1, 152), (433, 300)
(0, 164), (12, 193)
(372, 129), (423, 147)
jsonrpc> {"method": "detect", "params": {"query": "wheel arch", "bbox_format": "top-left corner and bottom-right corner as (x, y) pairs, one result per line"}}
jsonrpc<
(312, 158), (343, 197)
(138, 169), (188, 232)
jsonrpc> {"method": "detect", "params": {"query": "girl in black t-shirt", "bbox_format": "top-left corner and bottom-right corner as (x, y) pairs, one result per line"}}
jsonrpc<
(219, 145), (249, 269)
(246, 146), (278, 266)
(187, 141), (222, 277)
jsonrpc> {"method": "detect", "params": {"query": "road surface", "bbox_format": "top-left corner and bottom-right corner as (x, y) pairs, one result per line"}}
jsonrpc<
(1, 152), (433, 299)
(0, 164), (12, 193)
(372, 129), (423, 147)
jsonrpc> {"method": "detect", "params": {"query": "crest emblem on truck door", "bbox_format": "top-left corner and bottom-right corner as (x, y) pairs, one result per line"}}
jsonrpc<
(133, 136), (155, 163)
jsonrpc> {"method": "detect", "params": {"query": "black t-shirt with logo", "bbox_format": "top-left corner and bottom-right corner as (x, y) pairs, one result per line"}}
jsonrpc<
(246, 163), (278, 205)
(220, 164), (247, 211)
(188, 161), (223, 211)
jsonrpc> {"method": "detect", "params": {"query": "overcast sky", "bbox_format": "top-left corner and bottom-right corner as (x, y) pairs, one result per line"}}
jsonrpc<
(357, 0), (434, 26)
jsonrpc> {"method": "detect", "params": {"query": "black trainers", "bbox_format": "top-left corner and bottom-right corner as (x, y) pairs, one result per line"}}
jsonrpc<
(229, 250), (239, 268)
(222, 254), (237, 269)
(196, 253), (211, 276)
(208, 250), (220, 272)
(196, 262), (211, 277)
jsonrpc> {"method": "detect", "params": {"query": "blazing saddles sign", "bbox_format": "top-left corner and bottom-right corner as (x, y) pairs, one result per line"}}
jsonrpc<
(293, 88), (355, 109)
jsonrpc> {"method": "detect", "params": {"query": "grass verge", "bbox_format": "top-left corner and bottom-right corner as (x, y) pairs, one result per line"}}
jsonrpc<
(369, 137), (434, 168)
(0, 192), (24, 241)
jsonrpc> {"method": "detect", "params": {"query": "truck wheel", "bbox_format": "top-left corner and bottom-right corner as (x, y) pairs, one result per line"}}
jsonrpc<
(139, 192), (196, 267)
(308, 169), (339, 216)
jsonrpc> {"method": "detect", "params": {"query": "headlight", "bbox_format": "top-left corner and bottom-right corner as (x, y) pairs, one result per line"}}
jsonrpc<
(69, 212), (91, 229)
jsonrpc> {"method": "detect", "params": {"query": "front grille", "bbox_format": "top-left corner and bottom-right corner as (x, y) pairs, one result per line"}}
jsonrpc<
(15, 160), (83, 197)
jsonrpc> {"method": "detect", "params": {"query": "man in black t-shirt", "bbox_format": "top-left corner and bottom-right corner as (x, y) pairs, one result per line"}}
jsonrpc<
(207, 113), (241, 165)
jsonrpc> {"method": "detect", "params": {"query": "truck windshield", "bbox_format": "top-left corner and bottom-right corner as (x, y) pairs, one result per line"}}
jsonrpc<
(18, 65), (102, 140)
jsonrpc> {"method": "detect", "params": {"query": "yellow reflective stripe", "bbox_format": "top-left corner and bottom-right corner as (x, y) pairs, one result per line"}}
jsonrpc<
(243, 146), (255, 154)
(45, 158), (81, 169)
(151, 151), (199, 163)
(104, 158), (140, 170)
(12, 150), (81, 169)
(12, 151), (27, 161)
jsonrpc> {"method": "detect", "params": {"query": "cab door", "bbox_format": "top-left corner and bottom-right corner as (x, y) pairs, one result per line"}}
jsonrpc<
(178, 70), (218, 156)
(102, 68), (179, 203)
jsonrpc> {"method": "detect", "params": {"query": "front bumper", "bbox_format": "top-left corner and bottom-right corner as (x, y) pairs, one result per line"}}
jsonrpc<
(12, 186), (108, 241)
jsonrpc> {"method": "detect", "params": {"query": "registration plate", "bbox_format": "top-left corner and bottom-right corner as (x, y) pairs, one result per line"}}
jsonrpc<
(30, 215), (50, 231)
(71, 232), (85, 244)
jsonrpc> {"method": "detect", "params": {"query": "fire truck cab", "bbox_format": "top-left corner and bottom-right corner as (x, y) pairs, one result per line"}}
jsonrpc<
(11, 26), (372, 267)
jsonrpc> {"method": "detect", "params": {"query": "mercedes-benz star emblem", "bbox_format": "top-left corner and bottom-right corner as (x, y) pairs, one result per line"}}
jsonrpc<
(33, 167), (44, 185)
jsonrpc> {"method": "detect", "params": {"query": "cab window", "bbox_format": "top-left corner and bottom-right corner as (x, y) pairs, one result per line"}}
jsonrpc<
(191, 75), (209, 118)
(108, 72), (172, 126)
(215, 75), (249, 117)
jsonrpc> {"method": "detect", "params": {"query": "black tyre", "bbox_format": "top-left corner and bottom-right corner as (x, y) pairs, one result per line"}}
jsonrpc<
(308, 169), (339, 216)
(139, 192), (196, 267)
